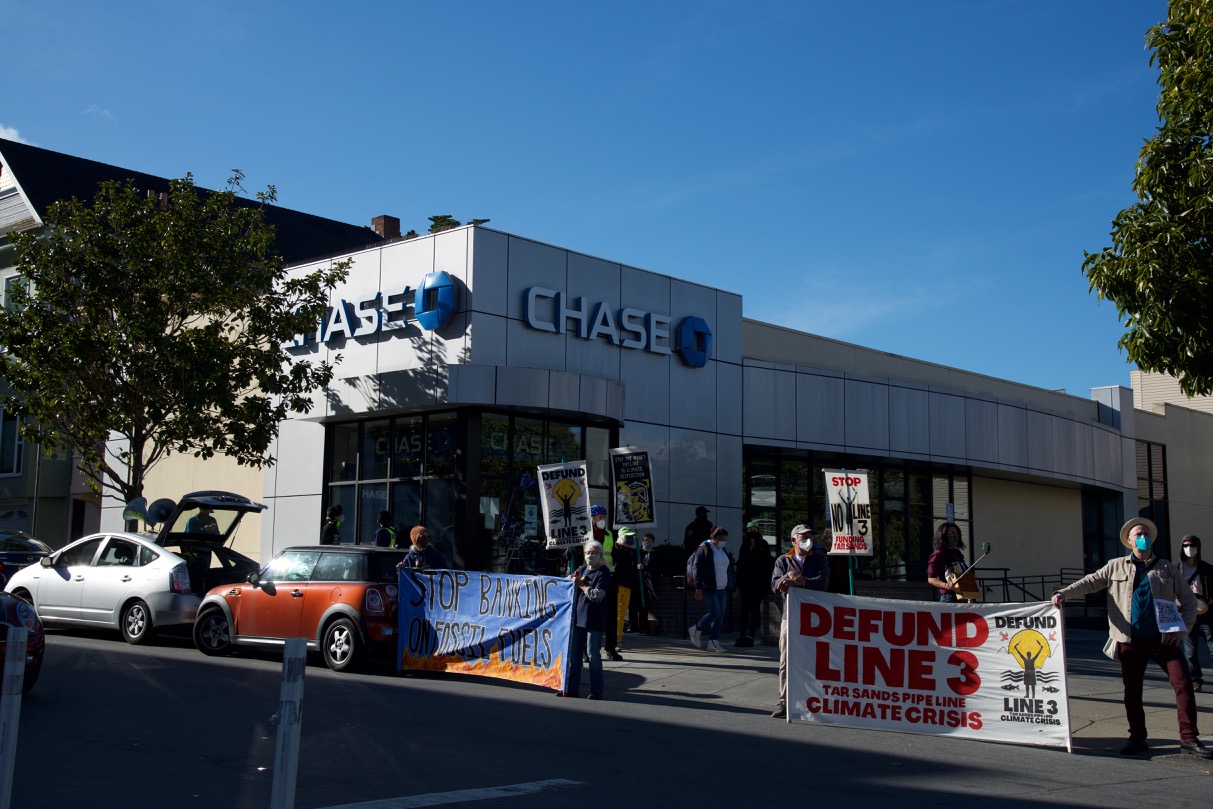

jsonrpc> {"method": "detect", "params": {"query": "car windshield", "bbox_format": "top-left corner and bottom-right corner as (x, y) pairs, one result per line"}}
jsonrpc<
(0, 533), (51, 553)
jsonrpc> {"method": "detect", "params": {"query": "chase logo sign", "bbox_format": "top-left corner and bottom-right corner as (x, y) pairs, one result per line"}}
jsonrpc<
(523, 287), (712, 368)
(290, 270), (459, 348)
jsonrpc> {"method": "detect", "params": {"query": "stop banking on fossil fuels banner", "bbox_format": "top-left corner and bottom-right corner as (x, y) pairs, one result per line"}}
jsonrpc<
(396, 569), (574, 692)
(786, 590), (1072, 749)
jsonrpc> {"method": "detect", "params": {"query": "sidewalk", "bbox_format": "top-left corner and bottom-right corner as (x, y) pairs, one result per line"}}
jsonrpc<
(601, 626), (1213, 766)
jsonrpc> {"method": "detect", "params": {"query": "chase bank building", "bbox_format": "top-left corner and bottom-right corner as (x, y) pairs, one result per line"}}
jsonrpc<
(252, 222), (1213, 583)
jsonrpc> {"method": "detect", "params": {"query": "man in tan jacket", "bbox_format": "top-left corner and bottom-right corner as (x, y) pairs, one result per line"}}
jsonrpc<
(1053, 517), (1210, 758)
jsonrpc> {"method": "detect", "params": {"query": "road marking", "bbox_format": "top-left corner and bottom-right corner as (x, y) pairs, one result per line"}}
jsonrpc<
(321, 779), (586, 808)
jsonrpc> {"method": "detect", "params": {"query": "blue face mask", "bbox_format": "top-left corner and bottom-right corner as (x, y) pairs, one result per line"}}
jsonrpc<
(1134, 535), (1151, 552)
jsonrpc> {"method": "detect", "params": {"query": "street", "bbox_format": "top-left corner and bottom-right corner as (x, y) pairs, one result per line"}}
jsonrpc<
(6, 626), (1212, 808)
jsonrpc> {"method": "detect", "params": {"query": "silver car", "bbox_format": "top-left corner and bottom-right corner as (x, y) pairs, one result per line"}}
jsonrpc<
(4, 491), (263, 644)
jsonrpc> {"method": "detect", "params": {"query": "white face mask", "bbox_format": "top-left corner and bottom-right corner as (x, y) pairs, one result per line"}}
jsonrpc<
(713, 539), (727, 549)
(1185, 546), (1198, 558)
(642, 541), (653, 551)
(595, 519), (606, 529)
(585, 553), (603, 568)
(797, 538), (814, 552)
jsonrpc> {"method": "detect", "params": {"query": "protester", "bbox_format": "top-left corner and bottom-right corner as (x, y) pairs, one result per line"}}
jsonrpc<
(688, 526), (735, 653)
(683, 506), (713, 554)
(559, 539), (612, 700)
(735, 521), (774, 647)
(1052, 518), (1211, 758)
(638, 531), (659, 630)
(590, 505), (623, 661)
(319, 504), (343, 545)
(613, 527), (640, 638)
(770, 524), (828, 718)
(399, 526), (446, 570)
(371, 510), (397, 547)
(926, 522), (967, 602)
(1178, 534), (1213, 692)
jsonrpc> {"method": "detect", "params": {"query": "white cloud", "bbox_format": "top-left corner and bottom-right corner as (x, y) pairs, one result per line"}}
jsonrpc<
(81, 105), (116, 122)
(0, 124), (29, 143)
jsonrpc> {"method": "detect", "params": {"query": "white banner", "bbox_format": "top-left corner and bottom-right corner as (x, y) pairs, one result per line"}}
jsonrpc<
(824, 470), (872, 555)
(537, 461), (593, 549)
(787, 590), (1071, 749)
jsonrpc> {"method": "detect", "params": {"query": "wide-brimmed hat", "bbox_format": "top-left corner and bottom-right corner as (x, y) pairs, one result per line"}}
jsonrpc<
(1119, 517), (1158, 550)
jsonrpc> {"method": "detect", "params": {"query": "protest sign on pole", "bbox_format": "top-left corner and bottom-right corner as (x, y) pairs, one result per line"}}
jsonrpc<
(609, 446), (657, 529)
(823, 469), (873, 556)
(787, 590), (1072, 749)
(397, 569), (574, 692)
(537, 460), (592, 549)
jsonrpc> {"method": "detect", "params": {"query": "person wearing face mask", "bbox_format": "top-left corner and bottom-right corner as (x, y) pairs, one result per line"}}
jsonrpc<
(590, 505), (623, 661)
(397, 526), (446, 570)
(769, 524), (828, 718)
(1178, 534), (1213, 692)
(558, 539), (613, 700)
(319, 504), (343, 546)
(636, 532), (659, 632)
(688, 527), (736, 653)
(926, 522), (968, 602)
(1052, 518), (1209, 758)
(613, 527), (640, 639)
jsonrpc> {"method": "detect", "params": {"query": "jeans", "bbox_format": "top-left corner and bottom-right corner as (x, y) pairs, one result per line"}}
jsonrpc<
(1182, 617), (1213, 684)
(695, 590), (727, 641)
(939, 592), (958, 603)
(1118, 637), (1199, 742)
(566, 627), (604, 696)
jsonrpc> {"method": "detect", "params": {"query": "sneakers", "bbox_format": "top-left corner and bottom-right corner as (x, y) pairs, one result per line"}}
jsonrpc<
(688, 624), (702, 648)
(771, 702), (786, 718)
(606, 648), (624, 661)
(708, 640), (725, 653)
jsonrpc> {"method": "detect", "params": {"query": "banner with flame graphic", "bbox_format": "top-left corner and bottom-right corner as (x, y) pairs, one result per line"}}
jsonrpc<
(397, 569), (574, 691)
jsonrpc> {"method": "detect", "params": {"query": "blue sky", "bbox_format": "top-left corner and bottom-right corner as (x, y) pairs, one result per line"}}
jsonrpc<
(1, 0), (1168, 397)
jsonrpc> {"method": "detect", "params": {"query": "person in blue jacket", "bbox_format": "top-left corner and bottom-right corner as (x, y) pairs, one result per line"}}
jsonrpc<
(560, 539), (613, 700)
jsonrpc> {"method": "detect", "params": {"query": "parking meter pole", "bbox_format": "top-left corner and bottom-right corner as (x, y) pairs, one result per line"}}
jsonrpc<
(270, 638), (307, 809)
(0, 626), (28, 809)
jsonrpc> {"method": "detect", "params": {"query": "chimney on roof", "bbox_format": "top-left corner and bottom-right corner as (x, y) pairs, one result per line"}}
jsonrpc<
(372, 215), (401, 239)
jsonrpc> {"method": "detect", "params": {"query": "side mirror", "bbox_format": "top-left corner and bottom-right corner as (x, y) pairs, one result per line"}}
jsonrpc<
(247, 572), (261, 587)
(40, 556), (54, 568)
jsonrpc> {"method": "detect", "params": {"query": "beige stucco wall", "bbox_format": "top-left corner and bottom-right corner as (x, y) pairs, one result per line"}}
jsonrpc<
(1135, 404), (1213, 542)
(143, 454), (266, 562)
(972, 476), (1083, 578)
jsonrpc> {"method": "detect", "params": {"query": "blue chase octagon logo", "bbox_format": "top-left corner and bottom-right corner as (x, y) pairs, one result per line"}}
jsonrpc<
(414, 271), (458, 331)
(676, 316), (713, 368)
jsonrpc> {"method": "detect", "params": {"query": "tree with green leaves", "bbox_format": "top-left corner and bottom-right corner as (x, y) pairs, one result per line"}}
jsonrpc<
(1083, 0), (1213, 396)
(0, 172), (349, 505)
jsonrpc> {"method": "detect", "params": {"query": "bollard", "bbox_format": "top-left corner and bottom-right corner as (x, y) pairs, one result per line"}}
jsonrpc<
(270, 638), (307, 809)
(0, 626), (28, 809)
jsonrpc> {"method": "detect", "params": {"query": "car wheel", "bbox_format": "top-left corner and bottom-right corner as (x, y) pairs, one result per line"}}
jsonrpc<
(10, 589), (33, 607)
(120, 599), (155, 645)
(321, 617), (360, 672)
(194, 608), (233, 656)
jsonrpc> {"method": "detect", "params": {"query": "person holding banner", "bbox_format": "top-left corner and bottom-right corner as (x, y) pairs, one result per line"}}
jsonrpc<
(770, 524), (828, 718)
(688, 527), (735, 653)
(1052, 517), (1211, 759)
(398, 526), (446, 570)
(926, 522), (968, 602)
(559, 539), (613, 700)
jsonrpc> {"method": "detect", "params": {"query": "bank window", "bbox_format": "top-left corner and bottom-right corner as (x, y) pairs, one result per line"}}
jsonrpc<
(0, 407), (21, 476)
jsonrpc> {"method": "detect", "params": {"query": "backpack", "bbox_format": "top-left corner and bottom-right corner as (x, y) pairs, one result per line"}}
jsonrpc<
(685, 545), (703, 587)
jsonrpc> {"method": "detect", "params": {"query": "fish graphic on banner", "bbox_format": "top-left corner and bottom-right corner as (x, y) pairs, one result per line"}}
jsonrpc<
(538, 460), (592, 548)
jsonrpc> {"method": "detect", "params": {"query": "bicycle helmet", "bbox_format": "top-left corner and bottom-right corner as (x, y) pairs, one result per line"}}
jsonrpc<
(590, 505), (607, 517)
